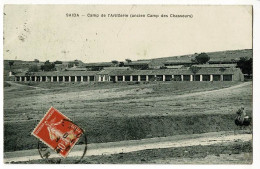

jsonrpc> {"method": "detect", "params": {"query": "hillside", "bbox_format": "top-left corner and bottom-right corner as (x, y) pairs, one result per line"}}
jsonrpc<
(152, 49), (252, 61)
(143, 49), (252, 67)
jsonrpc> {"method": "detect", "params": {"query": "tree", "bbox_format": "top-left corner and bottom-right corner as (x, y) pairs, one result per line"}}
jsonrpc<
(41, 60), (56, 71)
(119, 62), (124, 67)
(74, 60), (79, 65)
(54, 60), (62, 64)
(192, 53), (210, 64)
(111, 60), (119, 64)
(34, 59), (39, 63)
(28, 65), (39, 72)
(236, 57), (252, 76)
(125, 59), (132, 63)
(68, 62), (74, 68)
(190, 66), (201, 74)
(68, 61), (79, 68)
(8, 61), (14, 70)
(190, 66), (201, 81)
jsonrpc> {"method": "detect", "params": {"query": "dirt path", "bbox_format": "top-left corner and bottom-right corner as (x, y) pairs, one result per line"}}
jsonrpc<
(4, 131), (252, 163)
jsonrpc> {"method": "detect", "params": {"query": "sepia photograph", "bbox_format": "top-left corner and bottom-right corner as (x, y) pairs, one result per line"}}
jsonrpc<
(3, 5), (253, 164)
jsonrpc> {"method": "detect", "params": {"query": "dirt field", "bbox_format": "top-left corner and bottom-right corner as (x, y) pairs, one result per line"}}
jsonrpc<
(3, 81), (253, 163)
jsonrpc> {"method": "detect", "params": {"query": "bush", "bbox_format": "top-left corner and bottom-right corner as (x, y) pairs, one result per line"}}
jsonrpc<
(237, 57), (252, 76)
(54, 61), (62, 64)
(193, 53), (210, 64)
(34, 59), (39, 63)
(28, 65), (39, 72)
(41, 60), (56, 71)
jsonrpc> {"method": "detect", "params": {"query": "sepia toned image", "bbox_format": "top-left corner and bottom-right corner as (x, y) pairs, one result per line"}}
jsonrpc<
(3, 5), (253, 164)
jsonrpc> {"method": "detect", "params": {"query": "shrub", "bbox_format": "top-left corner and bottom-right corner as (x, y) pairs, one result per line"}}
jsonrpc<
(192, 53), (210, 64)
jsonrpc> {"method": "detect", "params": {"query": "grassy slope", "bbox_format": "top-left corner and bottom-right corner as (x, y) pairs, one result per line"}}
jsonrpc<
(4, 81), (252, 152)
(4, 81), (248, 121)
(144, 49), (252, 64)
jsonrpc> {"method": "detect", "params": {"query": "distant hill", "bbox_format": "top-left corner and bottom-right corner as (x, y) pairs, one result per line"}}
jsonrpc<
(140, 49), (253, 67)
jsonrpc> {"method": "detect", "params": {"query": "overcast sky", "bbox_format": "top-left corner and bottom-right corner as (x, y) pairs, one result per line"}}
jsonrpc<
(3, 5), (252, 63)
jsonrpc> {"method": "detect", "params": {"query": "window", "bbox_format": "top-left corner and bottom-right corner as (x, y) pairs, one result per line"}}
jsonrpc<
(194, 75), (200, 81)
(117, 76), (123, 81)
(90, 76), (95, 81)
(37, 76), (41, 81)
(125, 76), (130, 81)
(110, 76), (115, 82)
(156, 75), (163, 81)
(148, 75), (155, 81)
(83, 76), (88, 81)
(58, 76), (63, 82)
(223, 75), (232, 81)
(42, 76), (46, 82)
(183, 75), (190, 81)
(202, 75), (210, 81)
(53, 76), (57, 82)
(132, 75), (138, 81)
(71, 76), (75, 82)
(174, 75), (181, 81)
(213, 75), (221, 81)
(140, 75), (147, 81)
(77, 76), (81, 81)
(165, 75), (172, 81)
(64, 76), (69, 82)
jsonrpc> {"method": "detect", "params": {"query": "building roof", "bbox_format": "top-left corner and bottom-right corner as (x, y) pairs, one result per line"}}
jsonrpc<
(98, 68), (242, 76)
(164, 60), (193, 65)
(208, 58), (239, 63)
(65, 67), (87, 71)
(166, 65), (184, 69)
(103, 67), (131, 70)
(85, 62), (114, 67)
(15, 71), (99, 76)
(193, 64), (237, 68)
(97, 69), (136, 76)
(124, 60), (150, 66)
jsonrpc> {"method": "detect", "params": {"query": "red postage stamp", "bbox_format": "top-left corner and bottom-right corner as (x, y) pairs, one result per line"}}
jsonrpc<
(32, 107), (84, 158)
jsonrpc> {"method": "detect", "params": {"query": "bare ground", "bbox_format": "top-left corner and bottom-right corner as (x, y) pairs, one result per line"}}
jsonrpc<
(3, 81), (253, 164)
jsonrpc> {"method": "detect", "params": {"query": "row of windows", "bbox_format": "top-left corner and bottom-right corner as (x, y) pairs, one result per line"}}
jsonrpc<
(16, 76), (95, 82)
(16, 74), (233, 82)
(108, 75), (233, 82)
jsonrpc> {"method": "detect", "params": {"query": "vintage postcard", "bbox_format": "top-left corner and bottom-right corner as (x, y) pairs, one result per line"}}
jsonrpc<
(3, 5), (253, 164)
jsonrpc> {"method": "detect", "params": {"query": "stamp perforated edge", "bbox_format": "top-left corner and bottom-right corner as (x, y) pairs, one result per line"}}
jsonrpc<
(31, 106), (84, 158)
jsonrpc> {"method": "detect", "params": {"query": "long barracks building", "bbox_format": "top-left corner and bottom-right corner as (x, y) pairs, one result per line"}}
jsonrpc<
(14, 67), (244, 82)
